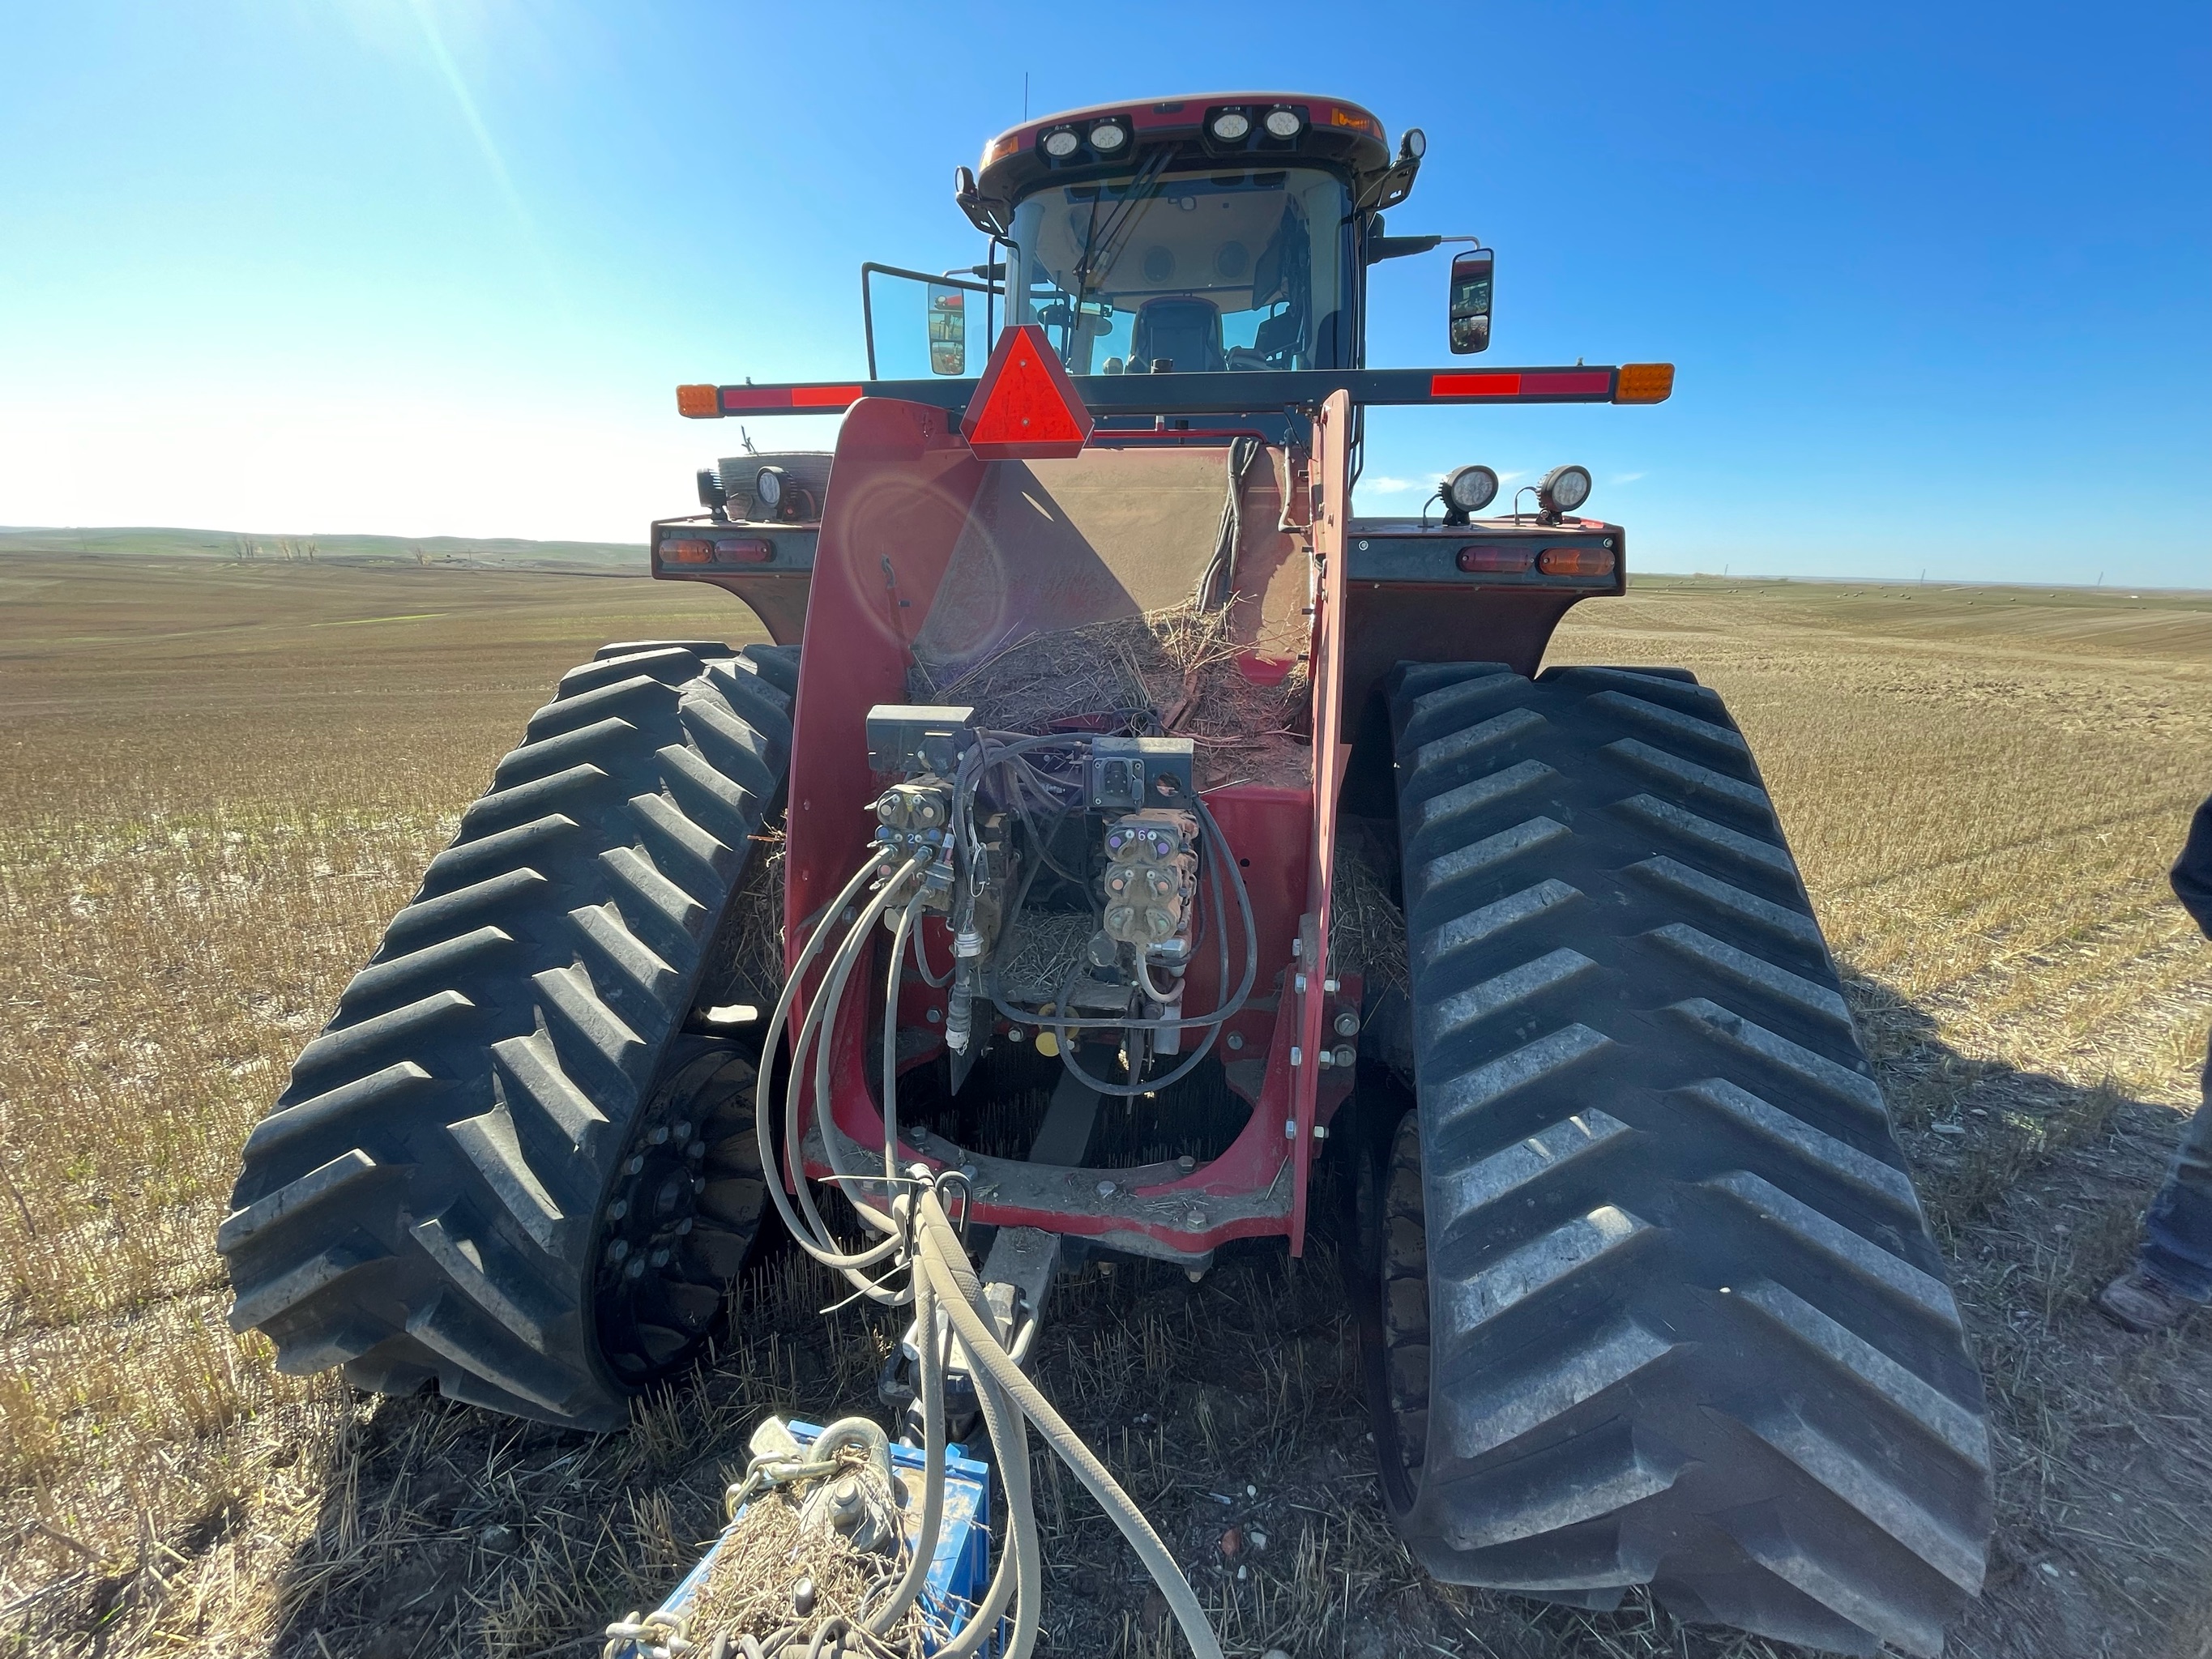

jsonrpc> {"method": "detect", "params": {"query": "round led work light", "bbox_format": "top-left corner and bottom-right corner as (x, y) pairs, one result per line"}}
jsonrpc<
(1538, 463), (1592, 518)
(1041, 128), (1082, 159)
(1441, 463), (1500, 523)
(754, 465), (787, 517)
(1211, 110), (1251, 142)
(1088, 120), (1128, 152)
(1262, 108), (1303, 139)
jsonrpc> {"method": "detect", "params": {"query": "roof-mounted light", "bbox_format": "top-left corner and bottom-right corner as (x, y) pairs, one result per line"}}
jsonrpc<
(1538, 464), (1592, 522)
(1262, 107), (1304, 139)
(1041, 127), (1081, 159)
(1210, 109), (1251, 142)
(1088, 118), (1128, 152)
(1441, 464), (1500, 524)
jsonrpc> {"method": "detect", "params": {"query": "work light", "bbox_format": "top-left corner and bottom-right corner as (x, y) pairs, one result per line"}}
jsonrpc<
(1538, 464), (1592, 518)
(1089, 120), (1128, 152)
(1211, 110), (1250, 141)
(755, 465), (787, 516)
(1262, 108), (1302, 139)
(1441, 464), (1500, 522)
(1042, 128), (1081, 159)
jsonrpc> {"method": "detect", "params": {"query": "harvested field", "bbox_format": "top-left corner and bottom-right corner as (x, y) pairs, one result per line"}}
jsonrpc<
(0, 552), (2206, 1658)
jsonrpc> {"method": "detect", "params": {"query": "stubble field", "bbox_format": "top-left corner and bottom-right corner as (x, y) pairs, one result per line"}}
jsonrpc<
(1, 551), (2206, 1658)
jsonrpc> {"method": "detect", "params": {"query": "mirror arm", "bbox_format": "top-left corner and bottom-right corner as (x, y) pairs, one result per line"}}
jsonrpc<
(1367, 234), (1444, 264)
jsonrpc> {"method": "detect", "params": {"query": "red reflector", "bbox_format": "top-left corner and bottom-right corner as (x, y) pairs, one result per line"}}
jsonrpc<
(1431, 372), (1521, 399)
(718, 383), (865, 412)
(663, 539), (713, 565)
(962, 324), (1094, 459)
(1536, 545), (1617, 578)
(1520, 369), (1614, 396)
(713, 538), (774, 564)
(1458, 544), (1532, 574)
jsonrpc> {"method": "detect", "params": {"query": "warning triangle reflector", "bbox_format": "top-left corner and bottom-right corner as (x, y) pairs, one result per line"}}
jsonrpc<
(960, 324), (1094, 459)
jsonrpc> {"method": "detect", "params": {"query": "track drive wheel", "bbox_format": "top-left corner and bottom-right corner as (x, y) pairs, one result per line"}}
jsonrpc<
(220, 640), (801, 1429)
(1354, 662), (1993, 1657)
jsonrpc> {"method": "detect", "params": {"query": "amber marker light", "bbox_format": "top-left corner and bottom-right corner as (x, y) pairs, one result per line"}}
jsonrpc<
(677, 384), (720, 418)
(1613, 364), (1676, 404)
(1537, 546), (1618, 578)
(662, 539), (714, 564)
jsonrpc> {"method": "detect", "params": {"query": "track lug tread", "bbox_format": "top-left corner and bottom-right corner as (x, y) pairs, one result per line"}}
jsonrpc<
(1374, 663), (1990, 1651)
(224, 646), (794, 1427)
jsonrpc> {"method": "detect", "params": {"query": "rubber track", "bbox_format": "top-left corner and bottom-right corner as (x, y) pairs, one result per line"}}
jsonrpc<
(221, 641), (798, 1429)
(1381, 663), (1992, 1657)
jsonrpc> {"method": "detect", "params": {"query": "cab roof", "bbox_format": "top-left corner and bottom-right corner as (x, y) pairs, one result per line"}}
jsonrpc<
(973, 93), (1397, 222)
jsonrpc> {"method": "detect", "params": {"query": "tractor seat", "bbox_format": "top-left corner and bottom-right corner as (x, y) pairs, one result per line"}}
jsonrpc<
(1129, 296), (1224, 373)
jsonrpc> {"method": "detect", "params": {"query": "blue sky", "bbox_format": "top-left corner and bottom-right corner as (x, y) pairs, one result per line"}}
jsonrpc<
(2, 0), (2206, 584)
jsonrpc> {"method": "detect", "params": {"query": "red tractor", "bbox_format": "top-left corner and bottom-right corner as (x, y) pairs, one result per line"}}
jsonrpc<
(223, 93), (1992, 1655)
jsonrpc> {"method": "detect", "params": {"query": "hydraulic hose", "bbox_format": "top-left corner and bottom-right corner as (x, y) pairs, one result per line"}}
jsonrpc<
(753, 847), (904, 1269)
(862, 1260), (943, 1637)
(914, 1191), (1221, 1659)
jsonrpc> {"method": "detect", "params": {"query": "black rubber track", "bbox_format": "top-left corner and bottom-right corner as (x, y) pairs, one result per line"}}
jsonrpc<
(221, 640), (801, 1429)
(1365, 662), (1993, 1657)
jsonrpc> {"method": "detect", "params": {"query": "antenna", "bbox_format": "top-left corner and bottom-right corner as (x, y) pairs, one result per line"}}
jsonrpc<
(1023, 71), (1029, 121)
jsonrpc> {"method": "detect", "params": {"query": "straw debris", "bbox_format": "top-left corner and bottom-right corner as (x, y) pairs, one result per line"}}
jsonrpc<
(683, 1456), (929, 1659)
(1327, 832), (1408, 998)
(911, 599), (1310, 791)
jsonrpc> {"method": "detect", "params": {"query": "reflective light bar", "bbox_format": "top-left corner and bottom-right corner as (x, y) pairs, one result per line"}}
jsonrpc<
(677, 384), (720, 418)
(1536, 546), (1617, 578)
(685, 363), (1655, 419)
(1431, 369), (1612, 399)
(1613, 363), (1676, 404)
(715, 383), (865, 413)
(1458, 545), (1532, 574)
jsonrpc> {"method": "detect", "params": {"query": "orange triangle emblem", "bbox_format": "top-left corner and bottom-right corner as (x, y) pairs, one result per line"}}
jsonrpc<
(960, 324), (1094, 459)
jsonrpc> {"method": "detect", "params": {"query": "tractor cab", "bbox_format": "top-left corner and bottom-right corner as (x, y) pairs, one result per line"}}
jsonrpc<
(865, 96), (1445, 393)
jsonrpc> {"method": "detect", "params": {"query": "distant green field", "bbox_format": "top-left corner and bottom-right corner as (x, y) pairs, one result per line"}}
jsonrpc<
(0, 522), (644, 572)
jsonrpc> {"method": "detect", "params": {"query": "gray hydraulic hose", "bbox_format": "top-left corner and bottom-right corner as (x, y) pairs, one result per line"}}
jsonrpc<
(803, 866), (919, 1251)
(921, 1231), (1042, 1659)
(864, 1262), (945, 1636)
(913, 1195), (1214, 1659)
(754, 848), (912, 1276)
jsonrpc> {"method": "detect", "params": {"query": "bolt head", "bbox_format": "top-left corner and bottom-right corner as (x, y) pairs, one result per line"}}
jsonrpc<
(1096, 1179), (1117, 1197)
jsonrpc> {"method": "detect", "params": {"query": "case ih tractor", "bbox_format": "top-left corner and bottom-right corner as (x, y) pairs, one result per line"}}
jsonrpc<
(222, 93), (1992, 1655)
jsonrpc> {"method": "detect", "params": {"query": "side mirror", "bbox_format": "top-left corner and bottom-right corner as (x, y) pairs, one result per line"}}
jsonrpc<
(1449, 249), (1493, 354)
(928, 283), (967, 375)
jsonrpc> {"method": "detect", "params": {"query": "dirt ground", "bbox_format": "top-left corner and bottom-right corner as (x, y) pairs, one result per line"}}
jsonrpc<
(1, 552), (2206, 1657)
